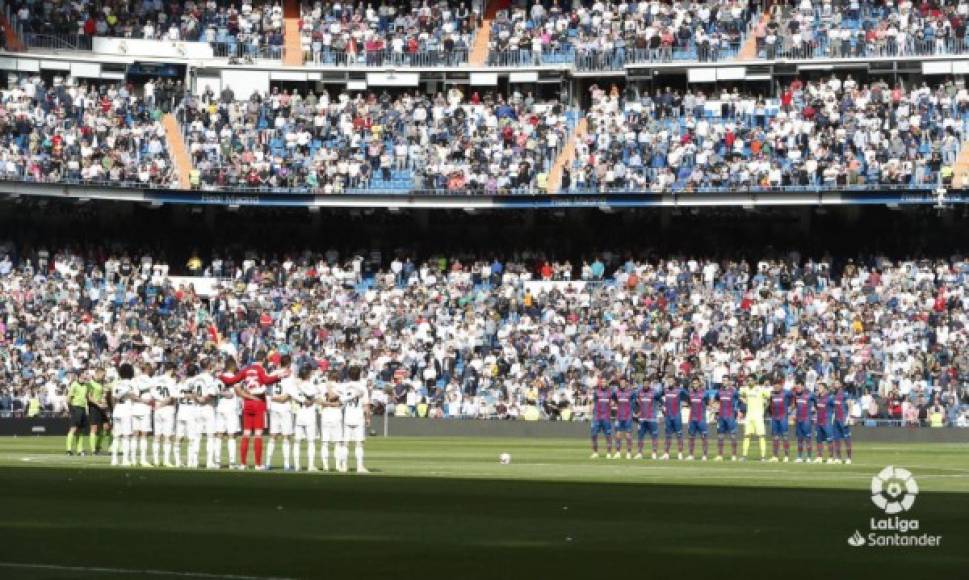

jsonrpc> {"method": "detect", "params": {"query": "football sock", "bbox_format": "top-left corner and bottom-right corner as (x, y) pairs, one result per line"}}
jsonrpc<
(139, 436), (148, 463)
(355, 443), (365, 470)
(266, 439), (276, 467)
(758, 437), (766, 459)
(227, 437), (236, 465)
(742, 435), (750, 456)
(254, 437), (263, 466)
(239, 437), (249, 466)
(66, 432), (74, 453)
(152, 438), (161, 465)
(320, 442), (330, 469)
(282, 439), (291, 469)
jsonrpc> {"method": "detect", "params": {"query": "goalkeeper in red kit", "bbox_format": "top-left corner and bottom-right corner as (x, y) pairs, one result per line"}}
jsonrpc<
(219, 355), (289, 470)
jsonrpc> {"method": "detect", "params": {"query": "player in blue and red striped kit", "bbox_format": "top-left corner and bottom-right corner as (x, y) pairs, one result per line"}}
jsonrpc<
(831, 382), (854, 464)
(768, 382), (794, 462)
(714, 377), (740, 461)
(590, 379), (617, 459)
(661, 381), (689, 460)
(614, 380), (635, 459)
(634, 380), (662, 459)
(686, 378), (713, 461)
(814, 383), (834, 463)
(793, 384), (816, 462)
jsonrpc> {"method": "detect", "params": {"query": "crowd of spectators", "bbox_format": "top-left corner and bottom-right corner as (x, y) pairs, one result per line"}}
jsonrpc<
(300, 0), (480, 66)
(0, 75), (178, 187)
(181, 85), (569, 193)
(1, 241), (969, 426)
(8, 0), (285, 58)
(489, 0), (756, 68)
(757, 0), (969, 60)
(571, 76), (968, 192)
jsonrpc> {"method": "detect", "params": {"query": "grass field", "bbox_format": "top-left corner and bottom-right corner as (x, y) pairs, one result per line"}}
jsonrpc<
(0, 437), (966, 580)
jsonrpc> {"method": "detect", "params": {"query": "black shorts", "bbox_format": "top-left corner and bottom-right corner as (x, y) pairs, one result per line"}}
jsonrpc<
(69, 405), (89, 429)
(87, 404), (108, 426)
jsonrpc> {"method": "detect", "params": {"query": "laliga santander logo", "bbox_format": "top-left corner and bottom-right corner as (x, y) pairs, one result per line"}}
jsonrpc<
(848, 466), (940, 548)
(870, 465), (918, 515)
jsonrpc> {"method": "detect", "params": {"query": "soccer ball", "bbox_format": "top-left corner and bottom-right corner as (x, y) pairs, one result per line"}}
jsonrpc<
(499, 453), (511, 465)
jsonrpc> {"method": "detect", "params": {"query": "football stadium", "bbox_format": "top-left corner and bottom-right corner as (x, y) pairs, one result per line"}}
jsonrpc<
(0, 0), (968, 579)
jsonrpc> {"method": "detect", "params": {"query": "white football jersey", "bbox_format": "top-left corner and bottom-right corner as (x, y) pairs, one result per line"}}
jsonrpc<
(152, 375), (177, 403)
(269, 377), (300, 410)
(319, 380), (344, 424)
(133, 374), (154, 404)
(342, 380), (369, 426)
(111, 379), (133, 404)
(176, 379), (198, 405)
(295, 380), (318, 405)
(194, 373), (221, 407)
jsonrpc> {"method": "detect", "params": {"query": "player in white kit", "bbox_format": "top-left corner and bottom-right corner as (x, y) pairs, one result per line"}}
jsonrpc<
(215, 366), (242, 468)
(152, 364), (178, 467)
(292, 366), (319, 471)
(265, 355), (298, 470)
(318, 370), (345, 472)
(109, 363), (136, 466)
(174, 369), (201, 468)
(193, 360), (221, 469)
(130, 363), (155, 467)
(341, 366), (371, 473)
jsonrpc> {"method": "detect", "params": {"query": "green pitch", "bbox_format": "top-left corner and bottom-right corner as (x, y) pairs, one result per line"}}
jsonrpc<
(0, 437), (966, 580)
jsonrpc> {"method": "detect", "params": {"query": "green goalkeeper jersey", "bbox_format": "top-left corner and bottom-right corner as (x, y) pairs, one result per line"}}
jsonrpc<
(740, 385), (770, 420)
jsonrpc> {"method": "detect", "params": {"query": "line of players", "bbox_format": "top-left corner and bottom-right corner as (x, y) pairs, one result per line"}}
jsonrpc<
(100, 356), (372, 473)
(590, 375), (855, 464)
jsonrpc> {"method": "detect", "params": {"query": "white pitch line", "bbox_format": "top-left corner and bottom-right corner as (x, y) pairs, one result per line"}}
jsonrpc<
(0, 562), (295, 580)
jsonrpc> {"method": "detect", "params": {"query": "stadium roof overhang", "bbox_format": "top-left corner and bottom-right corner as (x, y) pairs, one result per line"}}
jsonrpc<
(0, 182), (963, 210)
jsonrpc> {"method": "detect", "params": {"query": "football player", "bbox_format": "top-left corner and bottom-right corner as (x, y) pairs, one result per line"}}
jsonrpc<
(341, 366), (371, 473)
(292, 366), (320, 471)
(152, 364), (178, 467)
(318, 370), (345, 472)
(266, 355), (298, 471)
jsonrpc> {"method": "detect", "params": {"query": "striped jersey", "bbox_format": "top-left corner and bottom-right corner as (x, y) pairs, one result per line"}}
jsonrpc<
(593, 387), (615, 420)
(615, 388), (633, 422)
(635, 386), (661, 421)
(795, 390), (816, 422)
(769, 389), (794, 421)
(716, 386), (739, 420)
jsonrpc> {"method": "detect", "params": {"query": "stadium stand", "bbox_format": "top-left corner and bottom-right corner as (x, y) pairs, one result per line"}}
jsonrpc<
(489, 0), (757, 69)
(299, 0), (479, 66)
(0, 76), (178, 187)
(179, 86), (572, 193)
(6, 0), (285, 58)
(762, 0), (969, 60)
(570, 77), (967, 192)
(1, 226), (967, 425)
